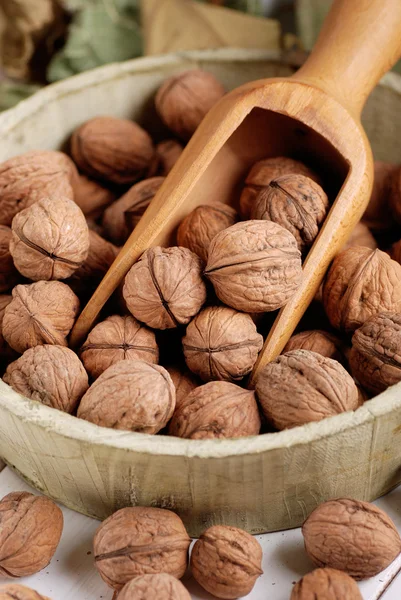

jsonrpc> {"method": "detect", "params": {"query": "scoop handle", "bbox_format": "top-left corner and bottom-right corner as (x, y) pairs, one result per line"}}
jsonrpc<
(294, 0), (401, 117)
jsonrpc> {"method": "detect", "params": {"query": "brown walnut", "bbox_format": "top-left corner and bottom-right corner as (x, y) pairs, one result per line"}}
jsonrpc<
(290, 568), (362, 600)
(363, 161), (395, 230)
(69, 230), (118, 296)
(155, 140), (184, 175)
(118, 574), (191, 600)
(205, 220), (302, 313)
(190, 525), (263, 599)
(166, 366), (199, 410)
(10, 195), (90, 281)
(78, 360), (175, 433)
(0, 295), (17, 369)
(323, 246), (401, 333)
(93, 506), (190, 590)
(70, 116), (155, 185)
(4, 345), (88, 413)
(177, 203), (238, 263)
(123, 246), (206, 329)
(302, 498), (401, 579)
(0, 150), (77, 226)
(2, 281), (79, 354)
(81, 315), (159, 380)
(155, 70), (225, 140)
(239, 156), (321, 218)
(250, 174), (329, 253)
(255, 350), (358, 430)
(0, 491), (63, 577)
(73, 174), (116, 215)
(0, 584), (51, 600)
(343, 222), (377, 250)
(182, 306), (263, 382)
(283, 330), (347, 366)
(0, 226), (19, 292)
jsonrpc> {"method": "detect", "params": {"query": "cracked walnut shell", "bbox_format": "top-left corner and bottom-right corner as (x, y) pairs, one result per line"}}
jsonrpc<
(0, 226), (19, 292)
(0, 491), (63, 577)
(283, 330), (347, 366)
(205, 220), (302, 313)
(302, 498), (401, 579)
(255, 350), (358, 430)
(118, 574), (191, 600)
(123, 246), (207, 329)
(182, 306), (263, 382)
(190, 525), (263, 599)
(290, 568), (362, 600)
(0, 584), (51, 600)
(93, 506), (190, 590)
(10, 195), (90, 281)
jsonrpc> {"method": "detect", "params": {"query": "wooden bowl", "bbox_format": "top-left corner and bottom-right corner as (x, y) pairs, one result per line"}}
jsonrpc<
(1, 49), (401, 536)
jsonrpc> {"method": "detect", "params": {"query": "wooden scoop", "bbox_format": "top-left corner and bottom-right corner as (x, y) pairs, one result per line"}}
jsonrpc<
(70, 0), (401, 386)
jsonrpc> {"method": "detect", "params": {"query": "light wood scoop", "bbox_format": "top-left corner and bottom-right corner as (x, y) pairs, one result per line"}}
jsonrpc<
(71, 0), (401, 386)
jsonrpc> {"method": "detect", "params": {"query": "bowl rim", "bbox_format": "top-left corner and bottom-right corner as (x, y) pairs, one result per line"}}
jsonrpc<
(1, 48), (401, 460)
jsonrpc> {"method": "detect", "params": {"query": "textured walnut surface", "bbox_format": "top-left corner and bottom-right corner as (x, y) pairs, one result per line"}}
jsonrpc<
(302, 498), (401, 579)
(0, 584), (51, 599)
(93, 506), (190, 590)
(2, 281), (79, 354)
(290, 568), (362, 599)
(78, 360), (175, 433)
(0, 295), (12, 354)
(182, 306), (263, 382)
(255, 350), (358, 430)
(72, 174), (116, 215)
(4, 345), (88, 413)
(166, 365), (199, 410)
(118, 573), (191, 600)
(81, 315), (158, 379)
(0, 492), (63, 578)
(123, 246), (206, 329)
(283, 330), (347, 366)
(69, 229), (118, 292)
(169, 381), (261, 439)
(155, 140), (183, 176)
(0, 226), (19, 293)
(10, 196), (89, 281)
(205, 220), (302, 313)
(343, 222), (377, 251)
(190, 525), (263, 599)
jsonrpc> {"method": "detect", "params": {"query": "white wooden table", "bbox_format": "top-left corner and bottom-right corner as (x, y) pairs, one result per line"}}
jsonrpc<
(0, 466), (400, 600)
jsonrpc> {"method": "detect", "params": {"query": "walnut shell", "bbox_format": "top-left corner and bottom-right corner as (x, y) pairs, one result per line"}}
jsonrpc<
(123, 246), (207, 329)
(169, 381), (261, 439)
(182, 306), (263, 382)
(323, 247), (401, 333)
(155, 140), (184, 175)
(251, 174), (329, 253)
(2, 281), (79, 354)
(0, 491), (63, 577)
(93, 506), (190, 590)
(290, 568), (362, 600)
(155, 70), (225, 140)
(349, 312), (401, 394)
(363, 161), (395, 230)
(283, 330), (347, 366)
(71, 116), (155, 185)
(0, 584), (51, 600)
(255, 350), (358, 430)
(302, 498), (401, 579)
(10, 195), (90, 281)
(190, 525), (263, 599)
(0, 150), (77, 226)
(166, 366), (199, 410)
(4, 345), (88, 413)
(69, 230), (118, 295)
(0, 226), (19, 292)
(78, 360), (175, 433)
(205, 220), (302, 313)
(389, 164), (401, 224)
(102, 177), (165, 245)
(240, 156), (321, 218)
(177, 203), (238, 263)
(73, 174), (116, 215)
(0, 295), (17, 370)
(118, 574), (191, 600)
(81, 315), (159, 379)
(343, 222), (377, 251)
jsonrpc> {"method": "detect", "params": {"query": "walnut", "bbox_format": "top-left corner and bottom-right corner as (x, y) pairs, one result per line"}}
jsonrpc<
(302, 498), (401, 579)
(239, 156), (321, 218)
(73, 174), (116, 215)
(363, 161), (395, 230)
(155, 140), (184, 175)
(356, 385), (369, 406)
(255, 350), (358, 430)
(69, 230), (118, 295)
(81, 315), (159, 380)
(0, 150), (77, 226)
(283, 330), (347, 366)
(93, 506), (190, 590)
(2, 281), (79, 354)
(205, 220), (302, 313)
(0, 295), (17, 369)
(290, 568), (362, 600)
(177, 203), (238, 263)
(10, 196), (90, 281)
(190, 525), (263, 599)
(103, 177), (165, 245)
(0, 226), (19, 292)
(4, 345), (88, 413)
(0, 584), (51, 600)
(155, 70), (225, 140)
(250, 174), (328, 253)
(118, 574), (191, 600)
(343, 222), (377, 251)
(389, 164), (401, 224)
(78, 360), (175, 433)
(123, 246), (207, 329)
(391, 238), (401, 264)
(166, 365), (199, 410)
(323, 247), (401, 332)
(169, 381), (261, 439)
(182, 306), (263, 382)
(0, 491), (63, 577)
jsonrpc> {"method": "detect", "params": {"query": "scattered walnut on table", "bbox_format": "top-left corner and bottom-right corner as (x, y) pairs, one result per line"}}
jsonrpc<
(72, 173), (116, 215)
(118, 574), (191, 600)
(283, 329), (347, 366)
(0, 584), (52, 599)
(290, 568), (362, 600)
(0, 226), (19, 292)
